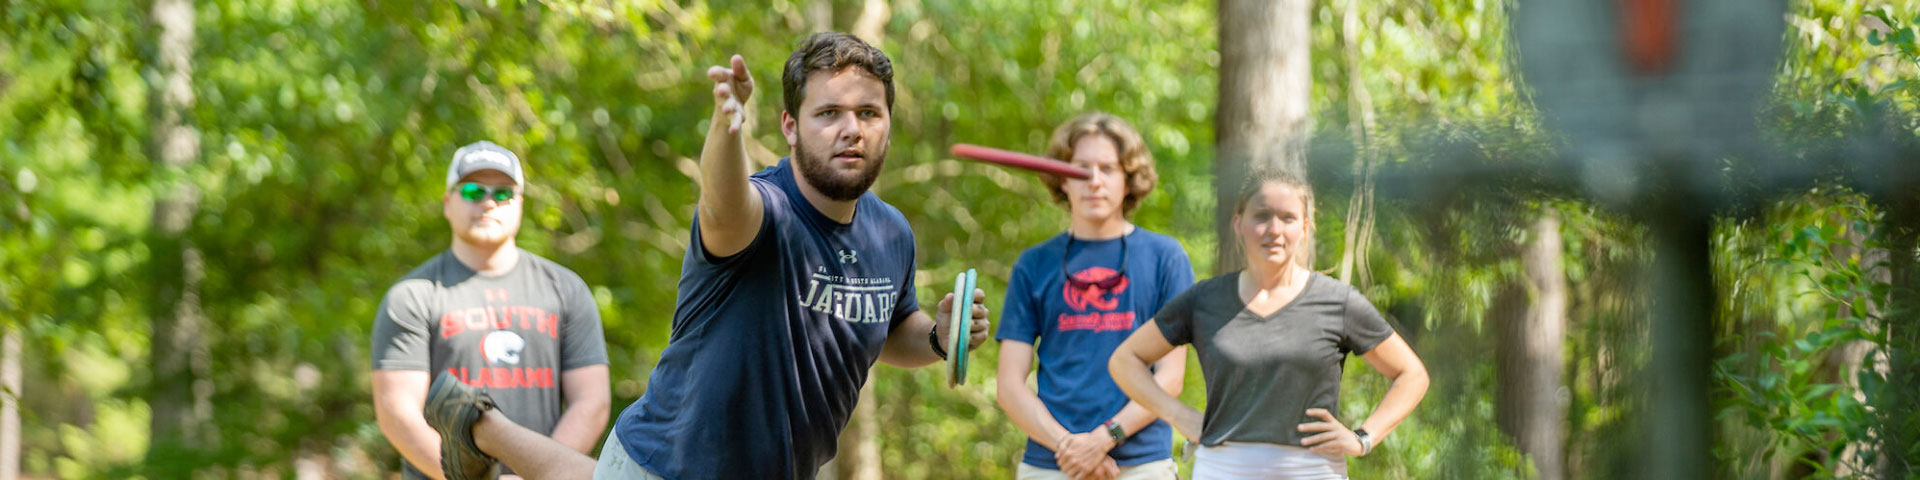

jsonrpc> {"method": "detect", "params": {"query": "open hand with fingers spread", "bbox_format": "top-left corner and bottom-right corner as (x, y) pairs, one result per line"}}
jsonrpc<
(706, 54), (753, 133)
(1297, 408), (1365, 457)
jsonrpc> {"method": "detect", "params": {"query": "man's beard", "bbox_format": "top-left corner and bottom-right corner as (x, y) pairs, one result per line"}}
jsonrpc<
(455, 217), (516, 247)
(794, 135), (887, 202)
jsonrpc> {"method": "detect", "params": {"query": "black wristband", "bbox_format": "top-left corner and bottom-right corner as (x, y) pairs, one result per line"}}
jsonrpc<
(928, 327), (948, 360)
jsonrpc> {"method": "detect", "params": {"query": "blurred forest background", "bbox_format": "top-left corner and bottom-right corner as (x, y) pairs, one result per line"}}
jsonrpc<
(4, 0), (1920, 478)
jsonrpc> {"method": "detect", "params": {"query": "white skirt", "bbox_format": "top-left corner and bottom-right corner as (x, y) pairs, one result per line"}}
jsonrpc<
(1193, 442), (1348, 480)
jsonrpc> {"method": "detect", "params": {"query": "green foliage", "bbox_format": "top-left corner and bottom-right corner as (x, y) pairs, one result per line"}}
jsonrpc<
(1712, 188), (1895, 478)
(1712, 1), (1920, 476)
(1769, 0), (1920, 144)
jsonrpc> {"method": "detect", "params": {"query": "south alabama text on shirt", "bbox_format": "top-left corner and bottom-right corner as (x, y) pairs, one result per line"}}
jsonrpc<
(798, 269), (901, 324)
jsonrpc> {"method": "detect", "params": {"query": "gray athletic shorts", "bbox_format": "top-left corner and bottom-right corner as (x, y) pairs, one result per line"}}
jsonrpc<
(592, 433), (665, 480)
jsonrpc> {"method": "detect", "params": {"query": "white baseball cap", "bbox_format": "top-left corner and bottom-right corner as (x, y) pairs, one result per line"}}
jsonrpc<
(446, 140), (526, 188)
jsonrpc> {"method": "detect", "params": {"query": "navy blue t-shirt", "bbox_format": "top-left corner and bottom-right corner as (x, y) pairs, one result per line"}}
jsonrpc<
(995, 228), (1194, 469)
(613, 158), (920, 479)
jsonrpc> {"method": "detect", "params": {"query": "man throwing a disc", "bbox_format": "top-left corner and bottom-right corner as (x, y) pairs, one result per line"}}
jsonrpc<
(419, 32), (991, 480)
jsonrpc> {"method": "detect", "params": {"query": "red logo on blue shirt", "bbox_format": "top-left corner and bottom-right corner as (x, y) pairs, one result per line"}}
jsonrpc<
(1058, 267), (1135, 332)
(1063, 267), (1128, 311)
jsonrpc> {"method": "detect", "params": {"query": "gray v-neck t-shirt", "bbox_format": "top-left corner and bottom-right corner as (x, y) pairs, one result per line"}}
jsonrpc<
(1154, 270), (1394, 447)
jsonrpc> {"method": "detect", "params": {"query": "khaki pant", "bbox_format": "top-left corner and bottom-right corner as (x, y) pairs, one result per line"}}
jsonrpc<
(1016, 459), (1180, 480)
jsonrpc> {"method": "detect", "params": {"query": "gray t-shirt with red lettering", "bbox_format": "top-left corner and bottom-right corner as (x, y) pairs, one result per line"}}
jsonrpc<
(371, 249), (608, 479)
(1154, 270), (1393, 447)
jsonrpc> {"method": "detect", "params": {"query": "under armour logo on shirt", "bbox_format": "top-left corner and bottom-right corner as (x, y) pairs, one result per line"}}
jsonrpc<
(838, 249), (859, 264)
(485, 288), (509, 302)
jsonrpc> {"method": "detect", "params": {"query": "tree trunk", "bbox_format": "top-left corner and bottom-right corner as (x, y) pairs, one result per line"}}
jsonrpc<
(148, 0), (214, 461)
(1495, 212), (1568, 480)
(849, 0), (890, 49)
(1878, 198), (1920, 480)
(1, 326), (18, 480)
(1335, 0), (1377, 286)
(1214, 0), (1312, 275)
(828, 376), (882, 480)
(806, 0), (832, 33)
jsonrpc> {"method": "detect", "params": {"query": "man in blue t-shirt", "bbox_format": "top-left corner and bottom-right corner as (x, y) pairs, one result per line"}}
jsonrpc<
(416, 32), (992, 480)
(995, 113), (1193, 480)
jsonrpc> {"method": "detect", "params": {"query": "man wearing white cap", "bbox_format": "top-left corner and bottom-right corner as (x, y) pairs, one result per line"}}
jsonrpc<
(370, 141), (612, 479)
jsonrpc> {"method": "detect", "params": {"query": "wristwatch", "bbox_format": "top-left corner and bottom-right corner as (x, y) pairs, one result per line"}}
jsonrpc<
(1103, 419), (1127, 444)
(1353, 428), (1372, 456)
(928, 328), (947, 360)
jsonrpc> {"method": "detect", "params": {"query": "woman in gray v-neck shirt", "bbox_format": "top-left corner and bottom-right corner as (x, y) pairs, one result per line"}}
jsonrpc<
(1110, 169), (1430, 479)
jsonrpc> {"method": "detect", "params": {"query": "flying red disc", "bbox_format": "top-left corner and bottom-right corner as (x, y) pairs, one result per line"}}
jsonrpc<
(950, 143), (1091, 180)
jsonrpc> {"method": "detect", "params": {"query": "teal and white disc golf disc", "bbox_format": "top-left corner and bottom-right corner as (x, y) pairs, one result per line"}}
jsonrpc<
(947, 268), (977, 387)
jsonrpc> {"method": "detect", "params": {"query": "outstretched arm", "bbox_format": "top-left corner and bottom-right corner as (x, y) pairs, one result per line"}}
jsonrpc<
(697, 54), (765, 258)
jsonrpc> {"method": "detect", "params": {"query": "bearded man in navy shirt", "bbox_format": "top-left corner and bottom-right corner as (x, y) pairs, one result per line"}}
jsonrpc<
(416, 32), (991, 480)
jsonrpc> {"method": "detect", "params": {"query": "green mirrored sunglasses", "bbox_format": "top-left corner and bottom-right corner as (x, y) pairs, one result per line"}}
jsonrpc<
(457, 182), (518, 203)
